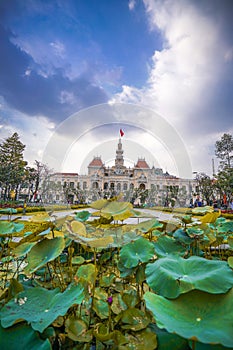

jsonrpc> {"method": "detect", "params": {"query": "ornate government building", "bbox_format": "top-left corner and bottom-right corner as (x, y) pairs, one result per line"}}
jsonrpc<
(49, 138), (196, 206)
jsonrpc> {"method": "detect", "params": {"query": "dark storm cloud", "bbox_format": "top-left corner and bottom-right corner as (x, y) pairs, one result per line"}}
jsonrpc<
(0, 25), (108, 121)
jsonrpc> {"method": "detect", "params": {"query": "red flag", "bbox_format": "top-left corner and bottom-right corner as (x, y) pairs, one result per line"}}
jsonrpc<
(120, 129), (124, 137)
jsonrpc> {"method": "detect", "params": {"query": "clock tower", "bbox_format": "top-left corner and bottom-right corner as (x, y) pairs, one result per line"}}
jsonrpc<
(115, 138), (124, 169)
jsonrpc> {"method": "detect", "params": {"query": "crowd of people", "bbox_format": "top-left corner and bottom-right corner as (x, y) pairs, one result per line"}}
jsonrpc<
(190, 195), (233, 211)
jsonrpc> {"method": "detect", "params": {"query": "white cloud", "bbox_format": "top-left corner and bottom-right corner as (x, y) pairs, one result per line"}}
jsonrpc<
(59, 90), (76, 105)
(0, 98), (55, 167)
(128, 0), (136, 11)
(50, 40), (65, 58)
(110, 0), (233, 175)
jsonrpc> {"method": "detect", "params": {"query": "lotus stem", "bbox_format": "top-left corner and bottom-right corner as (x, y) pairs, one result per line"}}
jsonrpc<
(88, 248), (97, 327)
(46, 262), (57, 288)
(57, 261), (66, 289)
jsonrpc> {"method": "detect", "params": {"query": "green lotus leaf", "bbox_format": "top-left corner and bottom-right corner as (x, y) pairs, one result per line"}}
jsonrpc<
(117, 259), (136, 278)
(173, 229), (193, 245)
(135, 219), (163, 233)
(0, 323), (51, 350)
(0, 221), (24, 235)
(121, 332), (155, 350)
(24, 237), (65, 274)
(13, 242), (37, 258)
(98, 251), (112, 263)
(216, 217), (227, 224)
(146, 255), (233, 298)
(149, 324), (189, 350)
(71, 256), (85, 265)
(144, 289), (233, 348)
(76, 264), (96, 285)
(74, 210), (91, 222)
(65, 316), (92, 342)
(23, 231), (33, 237)
(90, 198), (109, 210)
(228, 256), (233, 269)
(136, 264), (146, 284)
(122, 287), (140, 308)
(94, 324), (110, 342)
(38, 228), (51, 236)
(86, 235), (114, 248)
(101, 201), (133, 221)
(228, 236), (233, 249)
(154, 235), (186, 258)
(45, 229), (64, 239)
(130, 209), (150, 217)
(176, 215), (193, 225)
(120, 308), (150, 331)
(29, 213), (51, 222)
(192, 206), (213, 214)
(93, 287), (109, 319)
(217, 221), (233, 234)
(100, 273), (116, 287)
(111, 293), (127, 315)
(12, 222), (25, 232)
(70, 220), (87, 236)
(0, 208), (17, 214)
(0, 283), (84, 333)
(152, 229), (163, 237)
(6, 278), (24, 302)
(121, 230), (142, 245)
(94, 324), (128, 345)
(1, 256), (14, 263)
(109, 228), (141, 247)
(41, 326), (56, 340)
(186, 227), (204, 238)
(162, 219), (180, 233)
(189, 340), (230, 350)
(71, 232), (114, 248)
(129, 328), (157, 350)
(206, 232), (217, 245)
(119, 237), (155, 268)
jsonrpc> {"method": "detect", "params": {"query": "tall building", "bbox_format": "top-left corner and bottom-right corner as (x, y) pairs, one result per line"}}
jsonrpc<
(48, 138), (196, 206)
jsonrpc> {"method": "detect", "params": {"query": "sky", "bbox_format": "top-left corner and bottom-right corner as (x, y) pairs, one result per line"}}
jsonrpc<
(0, 0), (233, 178)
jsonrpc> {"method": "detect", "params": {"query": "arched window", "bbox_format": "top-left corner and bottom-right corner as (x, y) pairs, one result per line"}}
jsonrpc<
(110, 182), (115, 190)
(117, 183), (121, 191)
(139, 183), (146, 190)
(123, 183), (128, 191)
(83, 182), (87, 190)
(104, 182), (108, 190)
(130, 183), (134, 190)
(92, 181), (99, 189)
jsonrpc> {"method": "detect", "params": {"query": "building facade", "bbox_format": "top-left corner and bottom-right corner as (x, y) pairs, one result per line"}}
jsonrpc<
(47, 138), (196, 206)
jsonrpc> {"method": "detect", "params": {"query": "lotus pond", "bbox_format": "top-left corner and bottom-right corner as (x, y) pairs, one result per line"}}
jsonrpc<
(0, 199), (233, 350)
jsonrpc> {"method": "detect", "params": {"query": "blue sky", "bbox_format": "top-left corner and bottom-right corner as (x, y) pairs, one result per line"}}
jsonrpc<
(0, 0), (233, 177)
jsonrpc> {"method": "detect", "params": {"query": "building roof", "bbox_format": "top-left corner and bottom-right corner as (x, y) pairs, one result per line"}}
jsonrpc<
(135, 158), (150, 169)
(88, 156), (103, 167)
(53, 172), (78, 176)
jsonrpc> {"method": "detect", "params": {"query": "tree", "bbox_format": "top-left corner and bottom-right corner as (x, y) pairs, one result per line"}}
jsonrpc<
(214, 133), (233, 206)
(195, 173), (214, 205)
(0, 133), (27, 200)
(30, 160), (52, 202)
(215, 133), (233, 169)
(215, 167), (233, 205)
